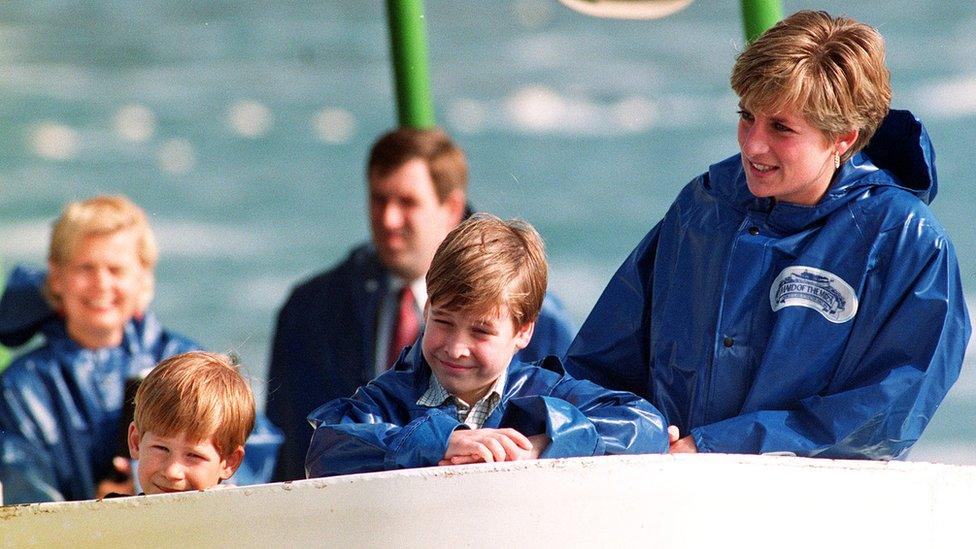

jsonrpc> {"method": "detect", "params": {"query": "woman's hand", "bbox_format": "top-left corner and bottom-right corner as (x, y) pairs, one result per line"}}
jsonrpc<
(667, 425), (698, 453)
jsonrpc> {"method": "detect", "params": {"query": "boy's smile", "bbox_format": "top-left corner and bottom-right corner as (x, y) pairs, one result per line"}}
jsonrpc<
(128, 425), (242, 495)
(422, 302), (534, 405)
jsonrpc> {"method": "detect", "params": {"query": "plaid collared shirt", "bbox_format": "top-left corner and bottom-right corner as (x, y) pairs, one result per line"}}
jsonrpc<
(417, 373), (506, 429)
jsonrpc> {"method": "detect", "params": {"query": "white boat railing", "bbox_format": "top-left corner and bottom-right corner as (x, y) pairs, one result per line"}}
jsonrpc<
(2, 453), (973, 548)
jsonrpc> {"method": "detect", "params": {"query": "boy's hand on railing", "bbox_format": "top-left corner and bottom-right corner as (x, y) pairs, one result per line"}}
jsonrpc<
(439, 428), (533, 465)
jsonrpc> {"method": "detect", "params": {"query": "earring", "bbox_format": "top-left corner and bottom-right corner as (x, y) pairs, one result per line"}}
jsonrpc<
(833, 151), (840, 170)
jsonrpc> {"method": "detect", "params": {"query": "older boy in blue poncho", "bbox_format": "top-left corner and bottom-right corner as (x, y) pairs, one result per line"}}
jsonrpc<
(306, 214), (668, 477)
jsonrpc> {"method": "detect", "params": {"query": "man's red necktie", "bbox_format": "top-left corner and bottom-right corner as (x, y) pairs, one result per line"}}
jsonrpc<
(387, 286), (420, 369)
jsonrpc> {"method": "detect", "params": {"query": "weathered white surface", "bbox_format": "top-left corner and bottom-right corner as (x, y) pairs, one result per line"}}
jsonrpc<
(2, 454), (973, 548)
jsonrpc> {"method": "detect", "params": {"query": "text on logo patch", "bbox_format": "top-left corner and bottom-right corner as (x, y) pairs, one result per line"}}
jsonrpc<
(769, 266), (857, 323)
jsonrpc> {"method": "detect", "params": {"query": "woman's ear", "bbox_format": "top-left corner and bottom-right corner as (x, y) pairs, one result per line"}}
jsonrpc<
(835, 129), (859, 157)
(47, 261), (64, 297)
(136, 268), (155, 317)
(45, 262), (67, 313)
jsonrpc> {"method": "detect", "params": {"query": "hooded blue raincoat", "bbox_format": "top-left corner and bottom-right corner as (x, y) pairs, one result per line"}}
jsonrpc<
(305, 341), (668, 478)
(0, 266), (282, 503)
(564, 110), (971, 459)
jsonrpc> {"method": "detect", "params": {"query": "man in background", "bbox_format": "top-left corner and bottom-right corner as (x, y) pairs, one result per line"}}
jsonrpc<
(267, 127), (575, 481)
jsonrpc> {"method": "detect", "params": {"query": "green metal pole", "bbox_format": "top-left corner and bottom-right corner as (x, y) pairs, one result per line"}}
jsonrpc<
(386, 0), (436, 128)
(740, 0), (783, 43)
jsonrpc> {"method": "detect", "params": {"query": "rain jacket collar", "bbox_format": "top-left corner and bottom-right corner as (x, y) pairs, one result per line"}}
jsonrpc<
(707, 109), (936, 233)
(0, 264), (166, 360)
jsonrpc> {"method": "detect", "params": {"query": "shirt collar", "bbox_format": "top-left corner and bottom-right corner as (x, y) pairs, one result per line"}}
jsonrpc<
(417, 370), (507, 408)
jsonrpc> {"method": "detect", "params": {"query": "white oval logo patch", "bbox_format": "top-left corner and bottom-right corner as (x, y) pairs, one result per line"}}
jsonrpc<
(769, 266), (858, 324)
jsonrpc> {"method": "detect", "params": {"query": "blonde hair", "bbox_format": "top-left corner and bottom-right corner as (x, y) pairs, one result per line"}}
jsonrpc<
(46, 195), (158, 309)
(133, 351), (255, 458)
(49, 194), (158, 267)
(730, 10), (891, 160)
(426, 213), (547, 328)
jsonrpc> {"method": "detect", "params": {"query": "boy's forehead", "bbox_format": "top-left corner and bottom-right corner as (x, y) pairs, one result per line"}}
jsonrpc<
(429, 301), (508, 322)
(143, 429), (220, 452)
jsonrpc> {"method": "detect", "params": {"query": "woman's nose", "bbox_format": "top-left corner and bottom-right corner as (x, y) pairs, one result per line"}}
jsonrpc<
(93, 268), (112, 289)
(740, 125), (768, 156)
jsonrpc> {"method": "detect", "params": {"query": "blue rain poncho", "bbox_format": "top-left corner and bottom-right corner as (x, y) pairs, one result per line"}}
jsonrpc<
(306, 342), (667, 478)
(564, 110), (971, 459)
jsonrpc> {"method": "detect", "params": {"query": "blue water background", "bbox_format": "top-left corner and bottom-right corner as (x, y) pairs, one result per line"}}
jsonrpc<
(1, 1), (973, 463)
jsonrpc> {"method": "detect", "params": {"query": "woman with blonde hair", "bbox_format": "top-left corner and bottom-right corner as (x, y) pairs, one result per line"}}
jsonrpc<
(565, 11), (970, 459)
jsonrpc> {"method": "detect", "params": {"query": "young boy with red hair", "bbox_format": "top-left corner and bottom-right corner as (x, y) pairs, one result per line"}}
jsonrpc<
(128, 351), (253, 494)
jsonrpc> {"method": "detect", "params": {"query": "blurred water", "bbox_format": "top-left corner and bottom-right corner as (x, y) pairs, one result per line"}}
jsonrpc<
(1, 1), (973, 463)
